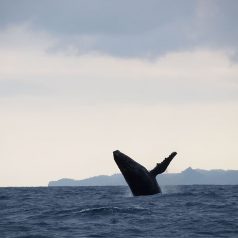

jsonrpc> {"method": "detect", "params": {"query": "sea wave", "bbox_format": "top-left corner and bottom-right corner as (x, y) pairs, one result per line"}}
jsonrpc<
(0, 185), (238, 237)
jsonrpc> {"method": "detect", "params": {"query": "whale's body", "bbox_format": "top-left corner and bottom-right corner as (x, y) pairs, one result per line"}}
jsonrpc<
(113, 150), (177, 196)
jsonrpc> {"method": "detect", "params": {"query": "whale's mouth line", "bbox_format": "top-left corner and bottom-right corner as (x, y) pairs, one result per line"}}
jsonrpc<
(114, 157), (131, 172)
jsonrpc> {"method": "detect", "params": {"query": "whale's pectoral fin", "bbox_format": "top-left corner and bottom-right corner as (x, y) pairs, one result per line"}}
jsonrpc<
(150, 152), (177, 177)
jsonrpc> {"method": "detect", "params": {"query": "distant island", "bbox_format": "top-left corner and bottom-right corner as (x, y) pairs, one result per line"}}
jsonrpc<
(48, 167), (238, 186)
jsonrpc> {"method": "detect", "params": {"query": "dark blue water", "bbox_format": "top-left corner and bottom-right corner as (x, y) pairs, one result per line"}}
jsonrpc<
(0, 186), (238, 237)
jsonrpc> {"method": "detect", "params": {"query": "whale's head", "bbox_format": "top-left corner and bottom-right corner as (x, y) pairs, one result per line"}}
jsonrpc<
(113, 150), (140, 175)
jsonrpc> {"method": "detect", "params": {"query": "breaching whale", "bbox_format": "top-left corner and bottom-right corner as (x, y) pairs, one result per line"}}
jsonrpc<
(113, 150), (177, 196)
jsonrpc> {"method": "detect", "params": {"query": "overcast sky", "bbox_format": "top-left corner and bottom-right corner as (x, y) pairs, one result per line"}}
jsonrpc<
(1, 0), (238, 186)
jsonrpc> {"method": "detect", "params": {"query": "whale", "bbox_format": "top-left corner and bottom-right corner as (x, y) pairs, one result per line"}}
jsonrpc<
(113, 150), (177, 196)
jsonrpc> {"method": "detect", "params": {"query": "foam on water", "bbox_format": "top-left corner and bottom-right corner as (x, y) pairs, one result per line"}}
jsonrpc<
(161, 185), (183, 194)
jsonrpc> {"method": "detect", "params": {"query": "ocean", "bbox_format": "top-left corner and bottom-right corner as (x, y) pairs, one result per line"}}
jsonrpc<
(0, 185), (238, 237)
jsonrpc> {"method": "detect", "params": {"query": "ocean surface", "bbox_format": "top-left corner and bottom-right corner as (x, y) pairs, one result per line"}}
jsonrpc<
(0, 185), (238, 238)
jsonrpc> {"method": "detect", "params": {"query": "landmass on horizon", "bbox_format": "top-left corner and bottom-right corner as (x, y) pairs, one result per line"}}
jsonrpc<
(48, 167), (238, 186)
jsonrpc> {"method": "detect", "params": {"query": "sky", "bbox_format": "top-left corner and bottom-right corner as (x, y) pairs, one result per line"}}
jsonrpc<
(0, 0), (238, 186)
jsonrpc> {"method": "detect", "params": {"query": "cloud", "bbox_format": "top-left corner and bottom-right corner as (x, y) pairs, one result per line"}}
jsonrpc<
(0, 25), (238, 104)
(0, 0), (237, 58)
